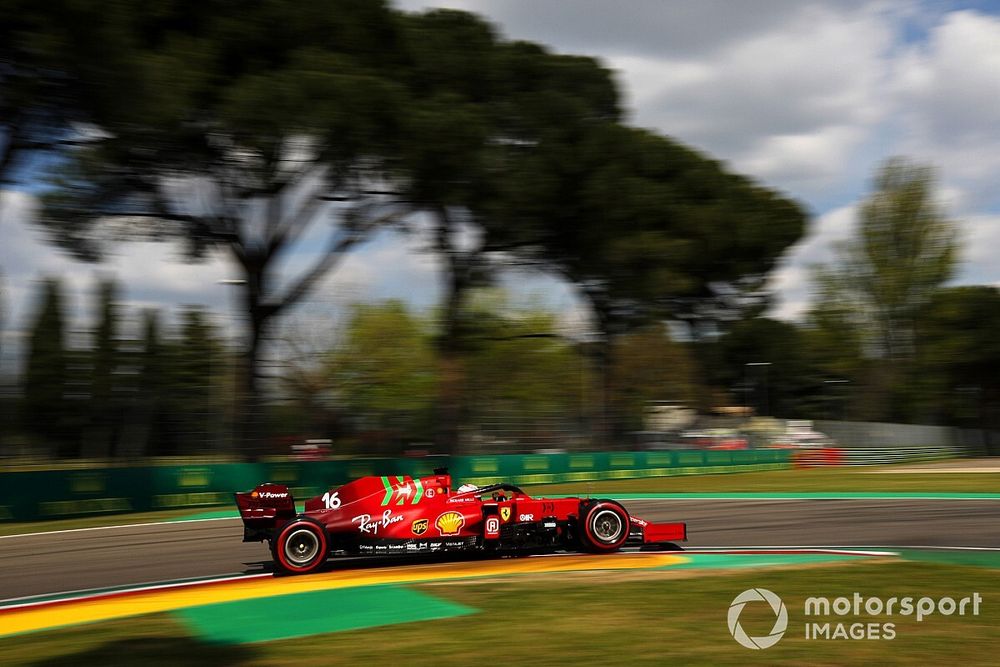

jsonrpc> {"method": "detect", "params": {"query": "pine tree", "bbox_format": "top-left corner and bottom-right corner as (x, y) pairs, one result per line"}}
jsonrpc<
(22, 278), (71, 456)
(136, 308), (168, 455)
(170, 307), (220, 454)
(88, 278), (120, 455)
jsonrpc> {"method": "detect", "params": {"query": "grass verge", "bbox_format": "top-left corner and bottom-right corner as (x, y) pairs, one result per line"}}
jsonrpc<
(0, 560), (996, 665)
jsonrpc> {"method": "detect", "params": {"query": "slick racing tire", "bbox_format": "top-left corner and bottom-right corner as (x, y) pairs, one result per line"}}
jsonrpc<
(578, 500), (630, 553)
(273, 518), (329, 575)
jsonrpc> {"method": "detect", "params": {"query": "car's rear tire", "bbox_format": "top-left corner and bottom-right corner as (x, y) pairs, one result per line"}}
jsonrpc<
(578, 500), (630, 553)
(272, 519), (328, 574)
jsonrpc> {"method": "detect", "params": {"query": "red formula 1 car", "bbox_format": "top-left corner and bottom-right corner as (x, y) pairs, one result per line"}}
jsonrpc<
(235, 469), (687, 574)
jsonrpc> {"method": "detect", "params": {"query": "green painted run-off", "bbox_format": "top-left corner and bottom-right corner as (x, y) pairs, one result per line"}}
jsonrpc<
(176, 584), (476, 644)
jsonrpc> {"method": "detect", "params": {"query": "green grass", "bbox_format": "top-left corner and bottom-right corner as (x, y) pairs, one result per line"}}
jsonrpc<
(527, 465), (1000, 495)
(1, 560), (997, 665)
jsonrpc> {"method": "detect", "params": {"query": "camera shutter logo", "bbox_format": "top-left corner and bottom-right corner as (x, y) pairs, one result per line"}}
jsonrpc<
(728, 588), (788, 649)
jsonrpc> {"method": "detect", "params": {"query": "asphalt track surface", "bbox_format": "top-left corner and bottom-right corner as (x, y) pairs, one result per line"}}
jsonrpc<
(2, 499), (999, 601)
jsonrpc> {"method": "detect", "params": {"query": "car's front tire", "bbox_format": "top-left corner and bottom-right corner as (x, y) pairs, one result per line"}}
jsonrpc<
(578, 500), (630, 553)
(272, 519), (328, 574)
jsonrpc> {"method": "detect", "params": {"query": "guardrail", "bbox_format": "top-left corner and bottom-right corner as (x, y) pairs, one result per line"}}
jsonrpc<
(792, 444), (963, 467)
(0, 449), (791, 522)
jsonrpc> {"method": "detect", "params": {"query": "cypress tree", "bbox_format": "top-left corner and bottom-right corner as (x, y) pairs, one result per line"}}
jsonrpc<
(22, 278), (71, 456)
(89, 278), (120, 456)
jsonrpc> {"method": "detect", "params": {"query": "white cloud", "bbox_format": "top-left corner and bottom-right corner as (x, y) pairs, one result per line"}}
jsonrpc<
(768, 204), (859, 320)
(397, 0), (873, 60)
(615, 3), (894, 200)
(893, 10), (1000, 210)
(960, 213), (1000, 271)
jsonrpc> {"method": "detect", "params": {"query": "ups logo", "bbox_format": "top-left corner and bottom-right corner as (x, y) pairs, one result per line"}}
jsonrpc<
(411, 519), (429, 536)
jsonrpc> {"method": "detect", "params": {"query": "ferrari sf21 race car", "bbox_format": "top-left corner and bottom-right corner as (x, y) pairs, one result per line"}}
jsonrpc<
(235, 469), (687, 574)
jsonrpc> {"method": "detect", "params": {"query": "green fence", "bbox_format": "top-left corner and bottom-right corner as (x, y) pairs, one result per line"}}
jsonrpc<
(0, 449), (791, 522)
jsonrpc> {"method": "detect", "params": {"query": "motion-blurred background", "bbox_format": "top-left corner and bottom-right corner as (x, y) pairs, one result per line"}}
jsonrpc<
(2, 0), (1000, 463)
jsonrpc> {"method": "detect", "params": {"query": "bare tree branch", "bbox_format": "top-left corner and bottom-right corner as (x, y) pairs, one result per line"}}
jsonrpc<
(266, 206), (410, 315)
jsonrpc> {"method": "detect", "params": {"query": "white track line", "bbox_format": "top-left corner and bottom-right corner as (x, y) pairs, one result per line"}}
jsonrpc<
(680, 547), (898, 557)
(0, 516), (236, 540)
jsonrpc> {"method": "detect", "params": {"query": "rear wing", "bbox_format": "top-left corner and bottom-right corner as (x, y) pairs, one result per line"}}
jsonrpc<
(234, 483), (296, 542)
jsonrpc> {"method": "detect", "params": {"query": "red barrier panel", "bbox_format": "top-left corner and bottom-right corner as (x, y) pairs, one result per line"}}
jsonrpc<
(792, 448), (845, 468)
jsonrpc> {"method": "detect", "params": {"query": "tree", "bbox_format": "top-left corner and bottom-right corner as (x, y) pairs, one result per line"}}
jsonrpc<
(0, 0), (131, 186)
(810, 158), (958, 420)
(914, 287), (1000, 430)
(135, 309), (169, 456)
(87, 278), (121, 456)
(166, 307), (222, 454)
(21, 278), (71, 455)
(491, 124), (806, 441)
(394, 10), (621, 452)
(458, 291), (589, 448)
(700, 317), (813, 418)
(272, 304), (348, 441)
(611, 326), (699, 431)
(32, 0), (410, 455)
(328, 301), (437, 450)
(814, 158), (958, 361)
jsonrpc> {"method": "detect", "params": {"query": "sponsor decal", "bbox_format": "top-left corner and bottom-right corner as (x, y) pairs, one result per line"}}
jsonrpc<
(435, 511), (465, 536)
(380, 476), (424, 506)
(631, 517), (649, 527)
(412, 518), (429, 535)
(485, 516), (500, 537)
(519, 513), (534, 522)
(426, 488), (436, 498)
(353, 509), (404, 535)
(252, 490), (289, 500)
(500, 506), (511, 522)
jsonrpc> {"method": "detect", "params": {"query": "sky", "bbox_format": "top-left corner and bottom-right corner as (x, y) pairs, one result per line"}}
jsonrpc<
(3, 0), (1000, 366)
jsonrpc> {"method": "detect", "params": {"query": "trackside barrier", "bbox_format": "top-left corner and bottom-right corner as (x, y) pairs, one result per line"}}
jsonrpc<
(791, 448), (845, 468)
(0, 449), (792, 522)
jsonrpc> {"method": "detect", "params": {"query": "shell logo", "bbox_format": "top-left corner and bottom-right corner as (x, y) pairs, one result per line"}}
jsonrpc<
(435, 511), (465, 536)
